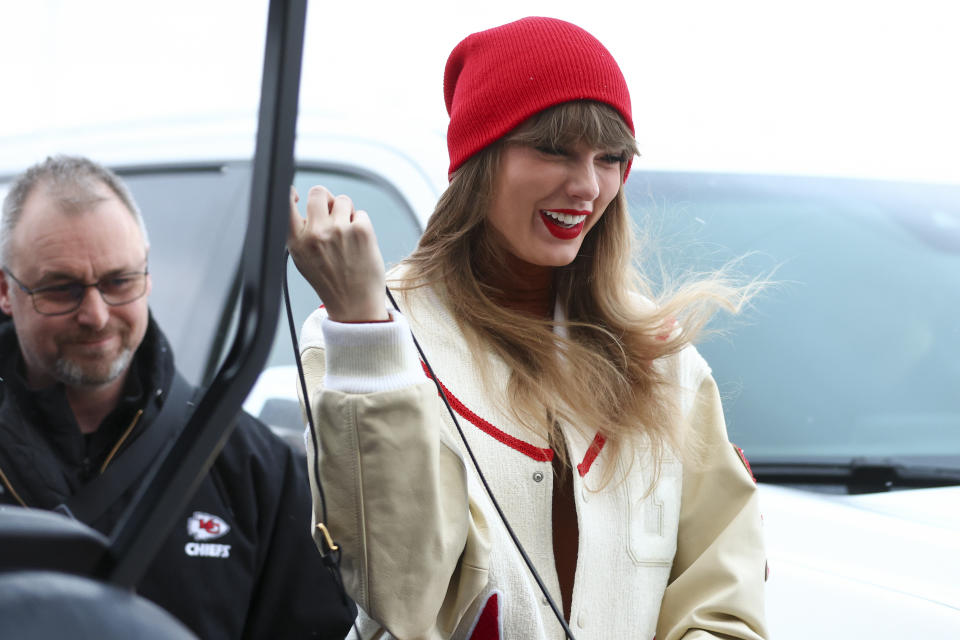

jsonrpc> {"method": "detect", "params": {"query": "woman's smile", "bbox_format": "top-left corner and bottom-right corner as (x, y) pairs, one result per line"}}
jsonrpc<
(540, 209), (590, 239)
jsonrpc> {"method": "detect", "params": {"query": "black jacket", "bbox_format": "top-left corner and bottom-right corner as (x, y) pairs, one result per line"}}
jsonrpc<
(0, 316), (354, 639)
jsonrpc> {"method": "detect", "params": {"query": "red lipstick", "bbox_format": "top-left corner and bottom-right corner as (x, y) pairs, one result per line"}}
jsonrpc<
(540, 209), (590, 240)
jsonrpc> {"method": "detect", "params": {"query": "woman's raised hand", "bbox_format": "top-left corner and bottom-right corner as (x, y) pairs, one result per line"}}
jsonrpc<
(287, 185), (389, 323)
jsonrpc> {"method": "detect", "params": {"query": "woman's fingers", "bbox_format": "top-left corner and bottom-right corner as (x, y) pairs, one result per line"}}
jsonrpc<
(304, 185), (336, 227)
(288, 185), (302, 243)
(287, 185), (388, 323)
(329, 193), (355, 224)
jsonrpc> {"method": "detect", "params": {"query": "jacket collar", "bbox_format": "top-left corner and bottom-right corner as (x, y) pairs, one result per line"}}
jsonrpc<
(396, 286), (606, 474)
(0, 313), (177, 501)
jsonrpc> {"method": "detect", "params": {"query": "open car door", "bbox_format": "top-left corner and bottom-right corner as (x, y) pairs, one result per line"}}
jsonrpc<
(0, 0), (307, 635)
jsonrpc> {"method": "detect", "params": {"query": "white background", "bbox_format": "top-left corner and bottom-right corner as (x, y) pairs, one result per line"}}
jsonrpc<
(1, 0), (958, 182)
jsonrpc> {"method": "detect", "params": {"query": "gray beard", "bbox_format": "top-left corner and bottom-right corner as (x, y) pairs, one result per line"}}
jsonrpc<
(55, 348), (134, 388)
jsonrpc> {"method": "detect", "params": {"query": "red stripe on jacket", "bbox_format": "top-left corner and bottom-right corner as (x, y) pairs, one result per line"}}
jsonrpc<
(420, 361), (554, 462)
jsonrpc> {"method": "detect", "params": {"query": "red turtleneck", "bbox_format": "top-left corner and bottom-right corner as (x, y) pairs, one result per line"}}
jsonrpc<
(485, 253), (579, 622)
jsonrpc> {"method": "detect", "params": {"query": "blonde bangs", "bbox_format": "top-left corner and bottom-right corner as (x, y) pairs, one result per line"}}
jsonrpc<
(505, 101), (638, 159)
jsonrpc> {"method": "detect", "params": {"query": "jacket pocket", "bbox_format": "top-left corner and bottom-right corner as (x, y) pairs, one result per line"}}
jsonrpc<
(625, 456), (681, 566)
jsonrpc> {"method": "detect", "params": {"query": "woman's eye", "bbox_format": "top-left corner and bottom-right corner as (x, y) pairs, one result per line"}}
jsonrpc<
(600, 152), (628, 165)
(535, 145), (567, 157)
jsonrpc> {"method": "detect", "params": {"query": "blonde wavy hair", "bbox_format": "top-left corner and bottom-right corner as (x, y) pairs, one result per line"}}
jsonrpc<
(396, 101), (754, 480)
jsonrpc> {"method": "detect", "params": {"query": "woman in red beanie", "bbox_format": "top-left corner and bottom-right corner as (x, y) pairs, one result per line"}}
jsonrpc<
(289, 16), (768, 640)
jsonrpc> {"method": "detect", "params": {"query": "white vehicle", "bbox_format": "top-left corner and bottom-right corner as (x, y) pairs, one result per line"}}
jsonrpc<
(3, 115), (958, 637)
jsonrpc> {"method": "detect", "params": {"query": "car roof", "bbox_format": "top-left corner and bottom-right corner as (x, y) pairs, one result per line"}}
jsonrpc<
(0, 114), (450, 227)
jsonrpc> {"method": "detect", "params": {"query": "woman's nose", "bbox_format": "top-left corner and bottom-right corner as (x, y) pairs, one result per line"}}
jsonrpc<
(566, 158), (601, 203)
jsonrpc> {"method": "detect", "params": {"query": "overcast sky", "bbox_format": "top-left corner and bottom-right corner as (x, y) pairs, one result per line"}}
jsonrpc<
(1, 0), (958, 182)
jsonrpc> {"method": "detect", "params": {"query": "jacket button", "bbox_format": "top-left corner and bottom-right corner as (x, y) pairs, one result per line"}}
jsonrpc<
(532, 471), (544, 483)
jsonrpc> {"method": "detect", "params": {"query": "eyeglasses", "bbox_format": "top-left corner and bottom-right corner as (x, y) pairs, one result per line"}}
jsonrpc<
(3, 267), (149, 316)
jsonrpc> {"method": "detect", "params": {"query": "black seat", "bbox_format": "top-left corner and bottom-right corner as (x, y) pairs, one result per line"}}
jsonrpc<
(0, 571), (197, 639)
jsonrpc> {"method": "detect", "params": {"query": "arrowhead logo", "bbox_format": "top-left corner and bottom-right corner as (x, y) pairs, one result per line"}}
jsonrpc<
(186, 511), (231, 541)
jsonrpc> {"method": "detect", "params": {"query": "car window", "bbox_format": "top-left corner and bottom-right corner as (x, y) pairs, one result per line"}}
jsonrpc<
(118, 164), (253, 384)
(627, 171), (960, 461)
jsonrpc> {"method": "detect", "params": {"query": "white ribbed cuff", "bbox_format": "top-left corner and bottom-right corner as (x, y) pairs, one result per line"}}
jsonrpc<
(320, 309), (424, 394)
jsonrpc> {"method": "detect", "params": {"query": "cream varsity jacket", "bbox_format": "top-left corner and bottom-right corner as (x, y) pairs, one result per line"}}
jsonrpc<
(299, 286), (768, 640)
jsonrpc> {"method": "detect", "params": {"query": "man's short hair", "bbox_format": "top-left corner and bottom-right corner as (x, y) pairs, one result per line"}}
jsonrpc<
(0, 155), (149, 266)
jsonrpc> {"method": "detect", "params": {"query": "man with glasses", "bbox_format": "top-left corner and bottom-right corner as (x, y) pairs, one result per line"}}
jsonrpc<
(0, 156), (354, 639)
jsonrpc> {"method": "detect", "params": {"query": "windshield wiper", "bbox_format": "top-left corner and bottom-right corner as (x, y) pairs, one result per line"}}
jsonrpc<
(750, 456), (960, 494)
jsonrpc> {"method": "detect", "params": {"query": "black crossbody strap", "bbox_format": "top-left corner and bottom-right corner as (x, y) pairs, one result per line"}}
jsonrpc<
(55, 373), (195, 525)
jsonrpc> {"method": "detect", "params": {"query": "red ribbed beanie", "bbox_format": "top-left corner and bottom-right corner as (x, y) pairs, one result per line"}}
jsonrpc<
(444, 17), (634, 178)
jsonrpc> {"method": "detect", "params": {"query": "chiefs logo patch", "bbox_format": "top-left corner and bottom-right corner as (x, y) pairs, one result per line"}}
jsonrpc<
(187, 511), (230, 541)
